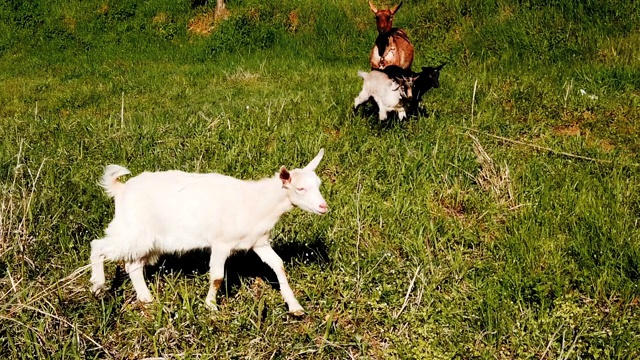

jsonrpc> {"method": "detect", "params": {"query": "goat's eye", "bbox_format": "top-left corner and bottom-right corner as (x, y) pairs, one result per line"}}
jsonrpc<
(296, 187), (306, 192)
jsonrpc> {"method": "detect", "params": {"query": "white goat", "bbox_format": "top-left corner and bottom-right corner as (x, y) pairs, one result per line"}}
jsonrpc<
(89, 149), (328, 316)
(354, 68), (417, 121)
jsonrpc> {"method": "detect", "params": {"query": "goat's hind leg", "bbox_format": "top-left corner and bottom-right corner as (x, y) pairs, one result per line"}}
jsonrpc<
(89, 239), (108, 294)
(378, 107), (389, 121)
(125, 260), (153, 303)
(354, 90), (371, 112)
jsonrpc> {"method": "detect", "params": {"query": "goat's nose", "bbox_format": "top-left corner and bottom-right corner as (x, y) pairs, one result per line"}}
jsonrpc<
(318, 202), (329, 214)
(318, 203), (329, 213)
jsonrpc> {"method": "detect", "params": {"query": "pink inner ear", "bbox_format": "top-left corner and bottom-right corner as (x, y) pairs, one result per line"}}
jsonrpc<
(279, 166), (291, 184)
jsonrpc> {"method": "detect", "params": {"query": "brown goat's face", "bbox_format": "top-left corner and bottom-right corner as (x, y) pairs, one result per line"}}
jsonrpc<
(369, 1), (402, 34)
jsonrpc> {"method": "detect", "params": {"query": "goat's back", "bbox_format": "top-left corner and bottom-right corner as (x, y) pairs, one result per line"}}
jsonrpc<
(358, 70), (396, 93)
(356, 69), (406, 112)
(116, 170), (248, 216)
(108, 171), (262, 245)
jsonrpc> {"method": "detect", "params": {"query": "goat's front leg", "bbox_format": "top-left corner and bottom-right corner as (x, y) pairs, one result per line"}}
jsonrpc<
(398, 108), (407, 120)
(205, 247), (230, 310)
(253, 244), (304, 316)
(125, 260), (153, 303)
(370, 45), (383, 68)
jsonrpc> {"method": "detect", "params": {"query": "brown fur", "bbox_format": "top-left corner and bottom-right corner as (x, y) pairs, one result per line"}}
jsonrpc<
(370, 28), (414, 70)
(213, 279), (223, 290)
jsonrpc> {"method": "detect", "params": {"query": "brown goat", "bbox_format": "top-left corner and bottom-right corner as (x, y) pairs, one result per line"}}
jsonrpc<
(368, 1), (414, 70)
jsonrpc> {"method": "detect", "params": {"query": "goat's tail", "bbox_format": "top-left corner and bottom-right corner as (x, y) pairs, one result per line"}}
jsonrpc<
(357, 70), (369, 79)
(100, 165), (131, 198)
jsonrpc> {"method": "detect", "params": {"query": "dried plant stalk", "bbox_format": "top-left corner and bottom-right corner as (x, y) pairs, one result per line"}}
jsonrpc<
(470, 134), (515, 207)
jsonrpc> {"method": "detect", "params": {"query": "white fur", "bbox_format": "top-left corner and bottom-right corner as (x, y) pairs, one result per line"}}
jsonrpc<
(90, 149), (328, 315)
(354, 70), (413, 121)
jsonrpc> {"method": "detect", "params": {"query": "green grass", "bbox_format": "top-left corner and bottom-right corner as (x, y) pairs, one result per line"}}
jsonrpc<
(1, 0), (639, 358)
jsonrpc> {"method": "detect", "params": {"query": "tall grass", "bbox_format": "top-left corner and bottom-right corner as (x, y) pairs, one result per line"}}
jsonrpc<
(1, 0), (639, 358)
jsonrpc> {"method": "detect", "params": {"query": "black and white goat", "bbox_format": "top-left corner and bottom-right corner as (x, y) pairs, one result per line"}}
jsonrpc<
(354, 67), (418, 121)
(381, 63), (445, 111)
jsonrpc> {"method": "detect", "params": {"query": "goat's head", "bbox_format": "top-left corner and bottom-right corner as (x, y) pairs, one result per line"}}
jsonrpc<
(418, 63), (446, 90)
(369, 1), (402, 34)
(396, 74), (419, 100)
(280, 149), (328, 215)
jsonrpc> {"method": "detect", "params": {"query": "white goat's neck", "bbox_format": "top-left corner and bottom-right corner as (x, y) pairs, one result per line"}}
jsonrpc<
(248, 174), (294, 228)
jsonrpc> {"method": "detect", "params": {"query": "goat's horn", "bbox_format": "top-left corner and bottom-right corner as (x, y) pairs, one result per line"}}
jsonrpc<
(391, 1), (403, 15)
(368, 0), (378, 13)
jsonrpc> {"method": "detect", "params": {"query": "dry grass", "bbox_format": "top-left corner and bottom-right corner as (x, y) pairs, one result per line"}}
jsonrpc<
(224, 67), (262, 83)
(469, 134), (516, 207)
(287, 10), (300, 32)
(187, 9), (216, 36)
(553, 124), (582, 137)
(0, 142), (43, 263)
(152, 12), (169, 25)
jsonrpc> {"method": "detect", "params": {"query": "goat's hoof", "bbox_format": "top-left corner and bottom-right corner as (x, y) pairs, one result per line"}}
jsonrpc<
(136, 293), (154, 303)
(205, 299), (219, 311)
(90, 283), (105, 295)
(288, 308), (305, 317)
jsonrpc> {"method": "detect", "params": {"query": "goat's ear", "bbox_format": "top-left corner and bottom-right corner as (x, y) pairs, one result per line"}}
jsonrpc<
(391, 1), (403, 15)
(304, 148), (325, 171)
(280, 166), (291, 185)
(368, 0), (378, 13)
(436, 63), (446, 71)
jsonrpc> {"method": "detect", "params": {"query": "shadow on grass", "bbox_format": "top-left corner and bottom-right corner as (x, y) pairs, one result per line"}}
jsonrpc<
(190, 0), (209, 9)
(354, 100), (431, 131)
(84, 236), (328, 357)
(104, 235), (330, 302)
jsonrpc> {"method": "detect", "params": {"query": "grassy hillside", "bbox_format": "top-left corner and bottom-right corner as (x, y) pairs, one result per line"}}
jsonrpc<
(1, 0), (639, 358)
